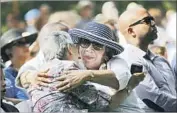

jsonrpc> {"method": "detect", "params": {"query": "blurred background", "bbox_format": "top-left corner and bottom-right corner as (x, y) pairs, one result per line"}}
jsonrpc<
(1, 0), (176, 34)
(1, 0), (176, 64)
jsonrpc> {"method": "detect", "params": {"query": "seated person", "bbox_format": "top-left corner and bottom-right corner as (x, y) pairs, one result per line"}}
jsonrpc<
(0, 28), (37, 104)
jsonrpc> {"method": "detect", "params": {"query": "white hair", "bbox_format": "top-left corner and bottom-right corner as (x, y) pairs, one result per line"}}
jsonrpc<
(40, 30), (73, 61)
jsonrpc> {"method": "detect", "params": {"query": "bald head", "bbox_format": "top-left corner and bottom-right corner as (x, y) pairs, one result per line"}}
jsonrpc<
(118, 7), (158, 51)
(118, 7), (149, 35)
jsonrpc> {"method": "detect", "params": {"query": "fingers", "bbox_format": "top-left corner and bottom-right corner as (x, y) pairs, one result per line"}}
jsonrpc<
(37, 82), (49, 87)
(38, 72), (50, 77)
(40, 68), (50, 73)
(37, 76), (52, 83)
(61, 71), (71, 75)
(128, 72), (146, 88)
(56, 81), (69, 89)
(57, 83), (72, 92)
(133, 72), (144, 76)
(133, 72), (145, 81)
(55, 76), (66, 81)
(37, 69), (52, 78)
(132, 73), (145, 81)
(63, 88), (72, 93)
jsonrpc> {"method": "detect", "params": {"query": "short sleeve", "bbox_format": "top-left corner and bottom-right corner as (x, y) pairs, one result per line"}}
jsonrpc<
(107, 56), (131, 91)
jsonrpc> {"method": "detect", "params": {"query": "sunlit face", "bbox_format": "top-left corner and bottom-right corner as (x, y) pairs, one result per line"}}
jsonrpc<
(0, 68), (6, 98)
(11, 38), (30, 61)
(130, 13), (158, 44)
(79, 39), (105, 70)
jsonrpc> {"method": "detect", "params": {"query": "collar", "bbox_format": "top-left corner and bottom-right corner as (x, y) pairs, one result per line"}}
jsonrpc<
(144, 50), (157, 61)
(122, 44), (146, 57)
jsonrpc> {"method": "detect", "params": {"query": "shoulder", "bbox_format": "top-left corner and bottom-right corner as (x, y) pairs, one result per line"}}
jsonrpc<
(152, 55), (171, 68)
(3, 67), (16, 78)
(4, 66), (13, 73)
(108, 55), (129, 67)
(19, 52), (45, 73)
(107, 55), (131, 76)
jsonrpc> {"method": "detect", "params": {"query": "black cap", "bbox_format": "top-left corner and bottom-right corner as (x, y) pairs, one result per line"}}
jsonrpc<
(0, 28), (37, 62)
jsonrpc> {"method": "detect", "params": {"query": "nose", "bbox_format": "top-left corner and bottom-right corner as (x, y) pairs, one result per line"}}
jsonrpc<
(151, 20), (157, 32)
(151, 20), (156, 27)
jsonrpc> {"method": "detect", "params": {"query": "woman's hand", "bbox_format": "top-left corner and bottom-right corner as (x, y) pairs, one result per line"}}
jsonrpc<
(31, 68), (53, 87)
(127, 72), (146, 91)
(54, 70), (92, 92)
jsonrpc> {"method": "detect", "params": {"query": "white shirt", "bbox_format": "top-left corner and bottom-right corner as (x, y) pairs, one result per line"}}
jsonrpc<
(89, 55), (131, 95)
(119, 44), (146, 68)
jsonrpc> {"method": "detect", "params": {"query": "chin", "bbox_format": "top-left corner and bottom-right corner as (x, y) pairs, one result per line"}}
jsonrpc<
(148, 35), (158, 43)
(85, 64), (98, 70)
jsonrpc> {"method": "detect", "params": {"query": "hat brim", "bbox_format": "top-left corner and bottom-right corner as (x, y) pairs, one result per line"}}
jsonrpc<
(69, 28), (124, 55)
(1, 32), (38, 62)
(24, 32), (38, 45)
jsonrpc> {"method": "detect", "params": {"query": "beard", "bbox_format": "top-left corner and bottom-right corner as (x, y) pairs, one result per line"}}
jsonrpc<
(141, 28), (158, 45)
(139, 29), (158, 51)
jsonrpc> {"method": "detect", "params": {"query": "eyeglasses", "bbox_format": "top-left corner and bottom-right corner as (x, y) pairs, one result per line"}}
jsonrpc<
(79, 39), (105, 51)
(129, 16), (155, 27)
(12, 40), (28, 47)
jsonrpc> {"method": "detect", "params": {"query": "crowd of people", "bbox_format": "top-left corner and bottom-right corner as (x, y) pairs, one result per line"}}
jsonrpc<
(1, 0), (176, 112)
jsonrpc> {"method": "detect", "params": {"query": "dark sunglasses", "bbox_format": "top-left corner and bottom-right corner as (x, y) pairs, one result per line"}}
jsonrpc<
(129, 16), (155, 27)
(79, 39), (105, 51)
(12, 40), (28, 47)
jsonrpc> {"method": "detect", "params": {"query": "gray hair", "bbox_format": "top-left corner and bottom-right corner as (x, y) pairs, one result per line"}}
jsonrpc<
(40, 30), (73, 61)
(37, 22), (73, 61)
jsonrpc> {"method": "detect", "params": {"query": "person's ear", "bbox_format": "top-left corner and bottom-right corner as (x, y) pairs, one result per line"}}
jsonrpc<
(128, 27), (136, 38)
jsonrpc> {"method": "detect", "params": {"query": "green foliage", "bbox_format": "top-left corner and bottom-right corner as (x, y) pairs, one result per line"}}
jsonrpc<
(1, 1), (176, 34)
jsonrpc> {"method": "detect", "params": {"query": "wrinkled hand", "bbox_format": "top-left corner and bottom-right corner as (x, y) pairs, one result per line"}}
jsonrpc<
(127, 72), (146, 90)
(54, 70), (91, 92)
(31, 68), (53, 87)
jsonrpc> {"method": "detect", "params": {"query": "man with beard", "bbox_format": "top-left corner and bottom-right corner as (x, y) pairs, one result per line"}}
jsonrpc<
(118, 7), (176, 112)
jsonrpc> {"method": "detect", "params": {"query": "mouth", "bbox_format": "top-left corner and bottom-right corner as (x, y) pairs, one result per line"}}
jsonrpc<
(83, 56), (94, 61)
